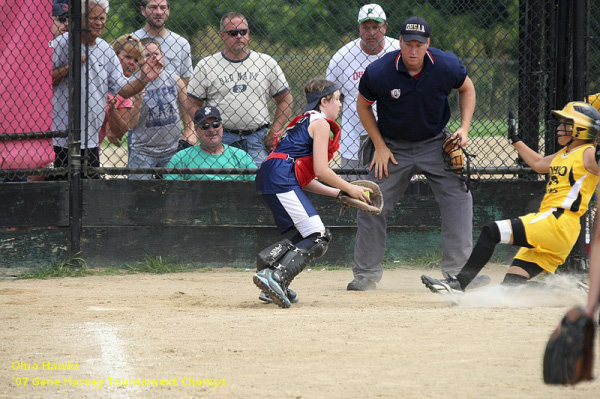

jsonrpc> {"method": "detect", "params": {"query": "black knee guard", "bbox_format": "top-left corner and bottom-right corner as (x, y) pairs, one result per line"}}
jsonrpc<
(256, 238), (293, 271)
(501, 273), (529, 286)
(273, 229), (332, 287)
(295, 229), (332, 261)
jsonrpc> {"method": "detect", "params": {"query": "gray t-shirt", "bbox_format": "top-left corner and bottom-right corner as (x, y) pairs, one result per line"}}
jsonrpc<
(132, 28), (193, 80)
(52, 33), (127, 149)
(129, 68), (182, 157)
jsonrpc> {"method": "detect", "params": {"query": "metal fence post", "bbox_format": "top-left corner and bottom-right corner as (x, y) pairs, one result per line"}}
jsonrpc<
(562, 0), (590, 274)
(518, 0), (543, 178)
(69, 0), (83, 260)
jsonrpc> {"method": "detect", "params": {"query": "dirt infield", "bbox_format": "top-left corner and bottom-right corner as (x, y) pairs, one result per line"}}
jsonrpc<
(1, 264), (597, 399)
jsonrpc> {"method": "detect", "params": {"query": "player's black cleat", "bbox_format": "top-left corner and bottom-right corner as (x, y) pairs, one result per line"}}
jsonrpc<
(576, 280), (589, 294)
(258, 289), (299, 304)
(253, 269), (291, 308)
(421, 274), (464, 304)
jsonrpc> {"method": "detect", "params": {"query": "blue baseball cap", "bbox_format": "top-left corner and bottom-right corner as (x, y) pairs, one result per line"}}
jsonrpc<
(194, 106), (222, 124)
(53, 0), (69, 17)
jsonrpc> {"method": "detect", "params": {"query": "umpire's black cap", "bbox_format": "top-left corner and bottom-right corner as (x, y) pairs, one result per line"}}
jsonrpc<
(401, 16), (431, 43)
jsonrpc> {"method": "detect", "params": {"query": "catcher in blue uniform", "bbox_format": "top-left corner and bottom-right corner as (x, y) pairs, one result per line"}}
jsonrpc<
(253, 78), (373, 308)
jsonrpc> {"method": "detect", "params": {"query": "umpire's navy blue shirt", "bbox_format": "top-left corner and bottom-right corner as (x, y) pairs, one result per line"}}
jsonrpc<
(358, 47), (467, 142)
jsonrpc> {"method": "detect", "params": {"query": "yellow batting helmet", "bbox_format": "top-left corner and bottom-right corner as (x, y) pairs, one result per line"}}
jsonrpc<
(551, 101), (600, 140)
(586, 93), (600, 112)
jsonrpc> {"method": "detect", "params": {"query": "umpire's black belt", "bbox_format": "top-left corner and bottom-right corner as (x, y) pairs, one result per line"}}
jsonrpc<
(226, 124), (270, 136)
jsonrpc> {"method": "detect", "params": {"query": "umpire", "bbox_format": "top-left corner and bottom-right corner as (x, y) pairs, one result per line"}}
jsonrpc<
(348, 16), (477, 291)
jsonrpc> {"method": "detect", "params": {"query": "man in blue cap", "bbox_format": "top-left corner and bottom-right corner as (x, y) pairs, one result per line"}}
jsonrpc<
(52, 0), (69, 38)
(348, 16), (479, 291)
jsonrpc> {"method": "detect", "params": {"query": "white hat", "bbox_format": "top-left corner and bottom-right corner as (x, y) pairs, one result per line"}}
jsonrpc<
(358, 4), (386, 24)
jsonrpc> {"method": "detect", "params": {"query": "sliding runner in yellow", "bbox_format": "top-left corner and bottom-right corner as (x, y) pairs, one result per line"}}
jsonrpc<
(422, 102), (600, 301)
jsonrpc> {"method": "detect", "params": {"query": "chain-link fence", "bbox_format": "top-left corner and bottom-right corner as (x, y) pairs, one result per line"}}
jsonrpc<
(590, 0), (600, 95)
(0, 0), (597, 181)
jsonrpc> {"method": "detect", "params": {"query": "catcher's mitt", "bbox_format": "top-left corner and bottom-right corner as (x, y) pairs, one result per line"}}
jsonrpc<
(442, 134), (476, 192)
(337, 180), (383, 216)
(442, 135), (464, 172)
(543, 306), (596, 385)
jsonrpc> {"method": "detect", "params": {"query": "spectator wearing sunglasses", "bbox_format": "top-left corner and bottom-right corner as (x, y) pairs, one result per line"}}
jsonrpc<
(165, 106), (256, 181)
(188, 12), (293, 167)
(128, 38), (194, 180)
(52, 0), (69, 38)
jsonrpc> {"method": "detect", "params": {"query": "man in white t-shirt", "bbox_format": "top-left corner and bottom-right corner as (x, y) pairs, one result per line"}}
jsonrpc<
(188, 12), (293, 167)
(326, 4), (399, 179)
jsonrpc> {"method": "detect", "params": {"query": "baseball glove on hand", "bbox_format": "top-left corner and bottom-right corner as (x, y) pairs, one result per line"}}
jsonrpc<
(442, 135), (464, 173)
(442, 134), (476, 192)
(543, 306), (596, 385)
(337, 180), (383, 216)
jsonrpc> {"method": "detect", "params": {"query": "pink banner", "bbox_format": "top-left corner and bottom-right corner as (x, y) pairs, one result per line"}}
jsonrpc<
(0, 0), (54, 169)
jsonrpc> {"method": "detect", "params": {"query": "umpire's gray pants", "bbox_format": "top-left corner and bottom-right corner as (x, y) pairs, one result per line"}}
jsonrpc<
(353, 134), (473, 281)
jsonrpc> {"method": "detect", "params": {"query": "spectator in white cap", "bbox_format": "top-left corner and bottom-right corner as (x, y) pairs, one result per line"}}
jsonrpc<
(165, 105), (257, 181)
(326, 4), (399, 180)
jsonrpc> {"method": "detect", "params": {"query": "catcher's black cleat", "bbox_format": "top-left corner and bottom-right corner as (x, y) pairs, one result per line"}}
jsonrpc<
(258, 289), (299, 304)
(347, 276), (376, 291)
(421, 275), (464, 304)
(253, 269), (291, 308)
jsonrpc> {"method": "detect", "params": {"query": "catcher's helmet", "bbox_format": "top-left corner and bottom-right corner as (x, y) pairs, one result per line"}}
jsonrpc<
(551, 101), (600, 141)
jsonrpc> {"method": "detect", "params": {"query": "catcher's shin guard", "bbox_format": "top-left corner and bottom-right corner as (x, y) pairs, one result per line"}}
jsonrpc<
(273, 230), (332, 289)
(255, 230), (332, 308)
(256, 238), (293, 271)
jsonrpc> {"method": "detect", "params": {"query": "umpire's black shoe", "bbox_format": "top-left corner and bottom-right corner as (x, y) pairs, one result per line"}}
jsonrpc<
(347, 276), (376, 291)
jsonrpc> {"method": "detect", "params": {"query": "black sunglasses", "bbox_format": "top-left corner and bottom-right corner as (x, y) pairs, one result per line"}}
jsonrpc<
(199, 121), (222, 130)
(57, 16), (68, 23)
(224, 29), (248, 37)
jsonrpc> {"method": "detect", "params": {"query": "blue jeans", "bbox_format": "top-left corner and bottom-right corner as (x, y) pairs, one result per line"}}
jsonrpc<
(222, 128), (269, 167)
(128, 149), (174, 180)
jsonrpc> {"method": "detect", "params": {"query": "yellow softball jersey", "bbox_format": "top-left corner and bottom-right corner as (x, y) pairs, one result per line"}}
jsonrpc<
(539, 144), (598, 217)
(513, 144), (599, 272)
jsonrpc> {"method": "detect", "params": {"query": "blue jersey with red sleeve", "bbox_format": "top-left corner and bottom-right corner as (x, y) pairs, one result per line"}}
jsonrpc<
(256, 111), (324, 194)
